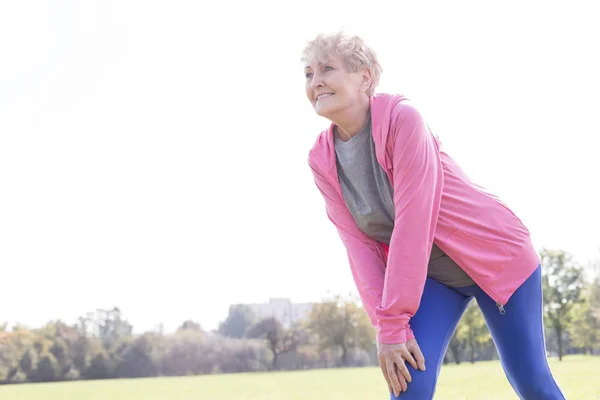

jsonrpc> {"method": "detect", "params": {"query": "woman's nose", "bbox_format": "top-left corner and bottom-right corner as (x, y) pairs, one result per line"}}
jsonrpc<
(310, 74), (324, 90)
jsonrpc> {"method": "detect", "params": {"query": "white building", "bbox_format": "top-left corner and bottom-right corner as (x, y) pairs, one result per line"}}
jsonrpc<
(245, 298), (314, 328)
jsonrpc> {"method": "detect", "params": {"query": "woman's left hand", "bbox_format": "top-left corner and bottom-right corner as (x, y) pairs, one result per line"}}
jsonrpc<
(377, 339), (426, 396)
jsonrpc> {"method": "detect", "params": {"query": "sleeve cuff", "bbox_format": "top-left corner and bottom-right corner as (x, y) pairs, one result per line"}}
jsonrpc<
(376, 323), (414, 344)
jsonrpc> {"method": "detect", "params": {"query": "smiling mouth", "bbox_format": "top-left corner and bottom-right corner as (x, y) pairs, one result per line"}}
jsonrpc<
(316, 93), (334, 101)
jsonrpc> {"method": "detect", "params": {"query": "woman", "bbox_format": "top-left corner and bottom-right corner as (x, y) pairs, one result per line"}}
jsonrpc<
(304, 32), (565, 399)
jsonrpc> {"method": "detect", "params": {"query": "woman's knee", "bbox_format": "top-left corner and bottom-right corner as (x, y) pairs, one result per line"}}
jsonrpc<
(513, 373), (565, 400)
(389, 369), (437, 400)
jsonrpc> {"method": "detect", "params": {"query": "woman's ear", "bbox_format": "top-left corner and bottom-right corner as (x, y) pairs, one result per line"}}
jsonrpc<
(360, 68), (373, 93)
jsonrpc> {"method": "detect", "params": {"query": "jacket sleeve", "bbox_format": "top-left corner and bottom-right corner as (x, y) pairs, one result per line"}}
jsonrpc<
(308, 159), (415, 342)
(374, 102), (444, 344)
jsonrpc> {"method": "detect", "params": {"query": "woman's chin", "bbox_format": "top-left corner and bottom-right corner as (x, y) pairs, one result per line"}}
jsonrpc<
(314, 104), (336, 119)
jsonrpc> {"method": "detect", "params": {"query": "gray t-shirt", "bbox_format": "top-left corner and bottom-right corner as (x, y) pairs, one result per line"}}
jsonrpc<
(334, 114), (475, 288)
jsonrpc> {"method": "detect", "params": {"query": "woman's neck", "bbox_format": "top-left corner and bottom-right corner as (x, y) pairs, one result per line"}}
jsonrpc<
(332, 97), (370, 142)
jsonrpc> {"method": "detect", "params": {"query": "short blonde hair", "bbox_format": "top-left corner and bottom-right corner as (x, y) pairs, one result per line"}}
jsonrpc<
(301, 32), (382, 96)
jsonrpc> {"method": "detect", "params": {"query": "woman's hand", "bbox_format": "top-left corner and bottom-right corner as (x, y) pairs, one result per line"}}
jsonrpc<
(377, 339), (426, 397)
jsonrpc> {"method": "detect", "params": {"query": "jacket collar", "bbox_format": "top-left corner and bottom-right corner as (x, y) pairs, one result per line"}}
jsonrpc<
(309, 93), (408, 176)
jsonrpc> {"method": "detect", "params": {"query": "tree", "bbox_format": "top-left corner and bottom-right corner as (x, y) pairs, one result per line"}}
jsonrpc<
(589, 258), (600, 321)
(1, 327), (38, 383)
(208, 336), (271, 373)
(71, 336), (95, 375)
(19, 347), (38, 377)
(447, 332), (467, 364)
(177, 320), (203, 333)
(73, 315), (109, 376)
(570, 262), (600, 355)
(570, 299), (599, 354)
(85, 352), (113, 380)
(218, 305), (256, 339)
(307, 295), (375, 366)
(163, 330), (208, 376)
(0, 334), (18, 382)
(114, 333), (163, 378)
(30, 352), (61, 382)
(454, 301), (491, 363)
(541, 248), (585, 361)
(245, 318), (301, 370)
(86, 308), (133, 350)
(50, 338), (71, 376)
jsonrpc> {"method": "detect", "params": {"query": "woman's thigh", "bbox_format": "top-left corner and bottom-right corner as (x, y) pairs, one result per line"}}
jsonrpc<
(391, 278), (471, 399)
(475, 266), (565, 399)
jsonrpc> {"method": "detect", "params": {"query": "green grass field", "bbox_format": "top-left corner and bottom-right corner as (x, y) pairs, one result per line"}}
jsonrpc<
(1, 356), (598, 399)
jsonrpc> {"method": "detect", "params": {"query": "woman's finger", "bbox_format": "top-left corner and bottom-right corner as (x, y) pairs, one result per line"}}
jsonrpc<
(395, 363), (408, 392)
(401, 347), (418, 370)
(386, 360), (402, 396)
(380, 363), (393, 394)
(395, 357), (412, 384)
(410, 343), (426, 371)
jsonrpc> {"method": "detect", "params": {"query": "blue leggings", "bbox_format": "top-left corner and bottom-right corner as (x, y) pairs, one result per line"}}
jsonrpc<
(391, 266), (565, 399)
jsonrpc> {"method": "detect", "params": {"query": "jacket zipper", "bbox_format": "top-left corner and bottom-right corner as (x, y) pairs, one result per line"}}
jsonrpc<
(496, 302), (506, 315)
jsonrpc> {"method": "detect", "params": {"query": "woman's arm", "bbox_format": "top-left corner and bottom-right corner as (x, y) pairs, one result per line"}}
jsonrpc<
(309, 145), (427, 396)
(308, 160), (395, 336)
(374, 101), (444, 344)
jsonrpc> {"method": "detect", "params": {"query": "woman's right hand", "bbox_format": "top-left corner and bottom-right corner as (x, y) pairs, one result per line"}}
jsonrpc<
(377, 338), (426, 397)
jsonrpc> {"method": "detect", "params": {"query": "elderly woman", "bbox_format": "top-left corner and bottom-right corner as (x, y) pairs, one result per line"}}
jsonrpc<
(304, 32), (565, 399)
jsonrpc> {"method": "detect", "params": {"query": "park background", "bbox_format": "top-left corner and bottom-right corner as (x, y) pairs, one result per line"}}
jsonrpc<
(1, 1), (599, 398)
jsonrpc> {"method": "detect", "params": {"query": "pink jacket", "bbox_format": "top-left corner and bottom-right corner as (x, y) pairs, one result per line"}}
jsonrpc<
(308, 93), (541, 344)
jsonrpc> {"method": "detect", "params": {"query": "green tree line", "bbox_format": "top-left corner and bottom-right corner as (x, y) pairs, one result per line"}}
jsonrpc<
(1, 249), (598, 385)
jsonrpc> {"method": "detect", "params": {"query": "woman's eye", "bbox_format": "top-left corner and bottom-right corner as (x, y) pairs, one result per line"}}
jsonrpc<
(324, 66), (334, 71)
(305, 72), (313, 79)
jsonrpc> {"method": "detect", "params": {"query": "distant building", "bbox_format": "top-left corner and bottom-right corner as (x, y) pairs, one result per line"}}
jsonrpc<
(244, 298), (314, 328)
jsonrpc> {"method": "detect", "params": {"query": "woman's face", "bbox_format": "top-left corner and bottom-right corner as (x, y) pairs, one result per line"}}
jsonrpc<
(304, 54), (368, 119)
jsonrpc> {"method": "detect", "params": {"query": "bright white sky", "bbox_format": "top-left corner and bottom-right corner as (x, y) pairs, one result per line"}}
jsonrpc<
(1, 1), (599, 334)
